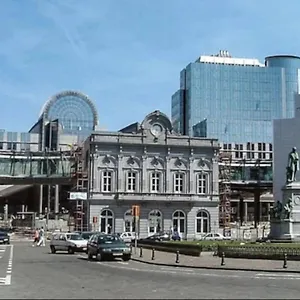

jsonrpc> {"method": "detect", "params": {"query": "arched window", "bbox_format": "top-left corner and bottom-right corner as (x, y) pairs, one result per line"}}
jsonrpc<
(148, 209), (163, 235)
(124, 209), (136, 232)
(100, 209), (114, 234)
(172, 210), (186, 235)
(196, 210), (210, 234)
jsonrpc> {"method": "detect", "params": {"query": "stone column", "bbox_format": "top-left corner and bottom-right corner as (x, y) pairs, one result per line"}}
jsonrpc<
(189, 158), (194, 194)
(267, 202), (271, 222)
(166, 157), (171, 193)
(260, 202), (263, 222)
(244, 202), (248, 223)
(142, 156), (147, 193)
(117, 155), (123, 192)
(55, 185), (59, 220)
(236, 201), (240, 222)
(39, 185), (43, 215)
(21, 204), (25, 219)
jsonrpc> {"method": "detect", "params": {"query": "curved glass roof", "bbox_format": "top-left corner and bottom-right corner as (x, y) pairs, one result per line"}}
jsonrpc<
(40, 91), (98, 135)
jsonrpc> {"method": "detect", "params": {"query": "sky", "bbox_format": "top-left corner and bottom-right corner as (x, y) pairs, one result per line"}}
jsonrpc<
(0, 0), (300, 132)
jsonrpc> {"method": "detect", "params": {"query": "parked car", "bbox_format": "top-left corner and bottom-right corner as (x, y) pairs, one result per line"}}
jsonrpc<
(50, 232), (88, 254)
(0, 231), (10, 244)
(80, 231), (98, 240)
(87, 233), (131, 261)
(117, 232), (136, 243)
(141, 231), (169, 242)
(202, 233), (231, 241)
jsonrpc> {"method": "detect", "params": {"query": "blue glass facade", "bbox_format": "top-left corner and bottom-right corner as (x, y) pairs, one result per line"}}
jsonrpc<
(172, 55), (300, 143)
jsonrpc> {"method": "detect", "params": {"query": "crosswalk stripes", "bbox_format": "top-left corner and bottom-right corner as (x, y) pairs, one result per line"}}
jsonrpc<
(0, 277), (6, 285)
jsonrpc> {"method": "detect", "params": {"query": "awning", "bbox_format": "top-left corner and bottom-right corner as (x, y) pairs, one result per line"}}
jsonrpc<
(0, 185), (32, 198)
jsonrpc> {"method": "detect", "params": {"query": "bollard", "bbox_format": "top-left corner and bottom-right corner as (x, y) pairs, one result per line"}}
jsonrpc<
(221, 252), (225, 266)
(130, 244), (132, 254)
(139, 247), (143, 258)
(151, 248), (155, 260)
(175, 251), (180, 263)
(283, 253), (288, 269)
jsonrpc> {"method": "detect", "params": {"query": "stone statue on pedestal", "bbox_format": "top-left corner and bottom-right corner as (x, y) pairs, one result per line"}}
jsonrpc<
(270, 200), (283, 220)
(283, 197), (293, 219)
(286, 147), (299, 183)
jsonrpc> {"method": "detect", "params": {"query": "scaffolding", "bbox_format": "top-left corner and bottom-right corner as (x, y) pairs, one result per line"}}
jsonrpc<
(219, 151), (232, 234)
(71, 146), (88, 232)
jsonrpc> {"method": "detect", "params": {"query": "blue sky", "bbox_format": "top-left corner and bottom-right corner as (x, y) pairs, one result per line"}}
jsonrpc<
(1, 0), (299, 132)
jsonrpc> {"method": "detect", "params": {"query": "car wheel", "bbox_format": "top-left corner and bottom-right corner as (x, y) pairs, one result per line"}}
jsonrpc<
(68, 247), (74, 254)
(122, 254), (131, 261)
(50, 246), (56, 254)
(96, 252), (102, 261)
(87, 250), (93, 260)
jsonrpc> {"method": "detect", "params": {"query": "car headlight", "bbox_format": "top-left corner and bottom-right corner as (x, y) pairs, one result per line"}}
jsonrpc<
(69, 243), (77, 247)
(123, 248), (131, 253)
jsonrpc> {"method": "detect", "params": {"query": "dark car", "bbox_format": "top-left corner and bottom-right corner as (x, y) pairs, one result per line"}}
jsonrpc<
(144, 231), (171, 242)
(0, 231), (10, 244)
(87, 234), (131, 262)
(80, 231), (98, 240)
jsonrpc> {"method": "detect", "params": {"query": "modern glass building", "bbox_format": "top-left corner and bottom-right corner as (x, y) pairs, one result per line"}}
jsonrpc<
(40, 90), (98, 136)
(172, 51), (300, 144)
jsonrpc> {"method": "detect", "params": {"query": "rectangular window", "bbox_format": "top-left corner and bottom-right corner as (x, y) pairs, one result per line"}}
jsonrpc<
(102, 171), (112, 192)
(0, 130), (4, 150)
(197, 173), (208, 194)
(127, 172), (136, 192)
(151, 172), (160, 193)
(7, 131), (17, 151)
(174, 173), (184, 193)
(20, 132), (30, 151)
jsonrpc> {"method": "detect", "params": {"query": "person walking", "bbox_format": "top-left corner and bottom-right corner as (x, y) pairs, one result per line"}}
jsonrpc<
(37, 227), (45, 247)
(32, 228), (40, 247)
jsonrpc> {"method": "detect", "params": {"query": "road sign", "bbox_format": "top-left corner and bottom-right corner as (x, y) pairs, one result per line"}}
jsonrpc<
(132, 205), (140, 217)
(69, 192), (87, 200)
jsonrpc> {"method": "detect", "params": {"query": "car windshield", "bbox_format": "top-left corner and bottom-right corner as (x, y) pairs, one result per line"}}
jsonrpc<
(98, 235), (122, 244)
(67, 234), (83, 240)
(81, 232), (94, 240)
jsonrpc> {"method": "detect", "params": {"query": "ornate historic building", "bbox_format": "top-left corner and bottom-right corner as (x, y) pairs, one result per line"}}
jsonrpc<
(85, 110), (219, 240)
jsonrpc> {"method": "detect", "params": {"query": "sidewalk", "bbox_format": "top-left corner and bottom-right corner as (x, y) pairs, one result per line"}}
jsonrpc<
(131, 248), (300, 273)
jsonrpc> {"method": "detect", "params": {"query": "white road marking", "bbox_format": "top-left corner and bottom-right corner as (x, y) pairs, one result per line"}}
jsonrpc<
(3, 245), (14, 285)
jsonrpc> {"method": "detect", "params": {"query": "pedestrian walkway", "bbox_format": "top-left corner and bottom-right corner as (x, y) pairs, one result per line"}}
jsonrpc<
(131, 248), (300, 273)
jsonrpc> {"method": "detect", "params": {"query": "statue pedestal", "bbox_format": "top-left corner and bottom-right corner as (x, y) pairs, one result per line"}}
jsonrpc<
(269, 181), (300, 241)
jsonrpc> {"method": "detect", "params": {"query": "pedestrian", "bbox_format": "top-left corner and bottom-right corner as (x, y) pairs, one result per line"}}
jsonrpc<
(37, 226), (45, 247)
(32, 228), (40, 247)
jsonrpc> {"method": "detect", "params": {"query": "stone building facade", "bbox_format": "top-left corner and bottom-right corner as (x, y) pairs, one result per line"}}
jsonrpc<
(84, 111), (220, 240)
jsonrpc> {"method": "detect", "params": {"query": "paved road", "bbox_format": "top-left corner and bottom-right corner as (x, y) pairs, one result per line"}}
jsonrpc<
(1, 242), (300, 299)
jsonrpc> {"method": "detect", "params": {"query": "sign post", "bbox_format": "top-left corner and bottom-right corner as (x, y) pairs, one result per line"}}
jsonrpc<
(132, 205), (140, 254)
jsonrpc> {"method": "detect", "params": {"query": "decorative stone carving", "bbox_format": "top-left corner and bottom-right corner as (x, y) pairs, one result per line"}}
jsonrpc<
(293, 195), (300, 206)
(150, 156), (164, 169)
(197, 158), (211, 170)
(125, 156), (140, 168)
(270, 200), (283, 220)
(101, 154), (117, 168)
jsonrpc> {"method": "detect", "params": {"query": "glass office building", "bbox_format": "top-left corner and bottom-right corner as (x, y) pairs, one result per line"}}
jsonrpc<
(172, 51), (300, 144)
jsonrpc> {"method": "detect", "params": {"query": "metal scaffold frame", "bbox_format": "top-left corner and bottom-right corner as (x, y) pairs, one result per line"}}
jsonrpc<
(219, 152), (232, 234)
(71, 147), (88, 232)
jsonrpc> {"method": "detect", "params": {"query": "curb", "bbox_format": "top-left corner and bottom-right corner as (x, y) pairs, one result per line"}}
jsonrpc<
(131, 258), (300, 274)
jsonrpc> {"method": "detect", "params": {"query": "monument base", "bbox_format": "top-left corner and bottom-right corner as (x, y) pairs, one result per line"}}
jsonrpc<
(269, 181), (300, 241)
(268, 219), (300, 241)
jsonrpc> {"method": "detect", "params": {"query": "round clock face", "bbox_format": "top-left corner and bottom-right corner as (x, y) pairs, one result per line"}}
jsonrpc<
(151, 123), (163, 137)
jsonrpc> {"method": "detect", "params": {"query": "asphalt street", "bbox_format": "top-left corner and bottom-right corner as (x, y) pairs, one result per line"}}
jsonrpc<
(1, 242), (300, 299)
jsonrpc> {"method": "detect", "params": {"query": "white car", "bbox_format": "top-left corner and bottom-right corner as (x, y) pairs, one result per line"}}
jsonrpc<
(202, 233), (232, 241)
(119, 232), (136, 243)
(50, 232), (88, 254)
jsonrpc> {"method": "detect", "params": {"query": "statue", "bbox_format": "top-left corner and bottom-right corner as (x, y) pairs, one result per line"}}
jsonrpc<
(283, 197), (293, 219)
(270, 200), (283, 220)
(286, 147), (299, 183)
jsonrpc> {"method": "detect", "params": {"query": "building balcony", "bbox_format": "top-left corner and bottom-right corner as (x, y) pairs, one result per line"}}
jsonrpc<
(90, 191), (219, 202)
